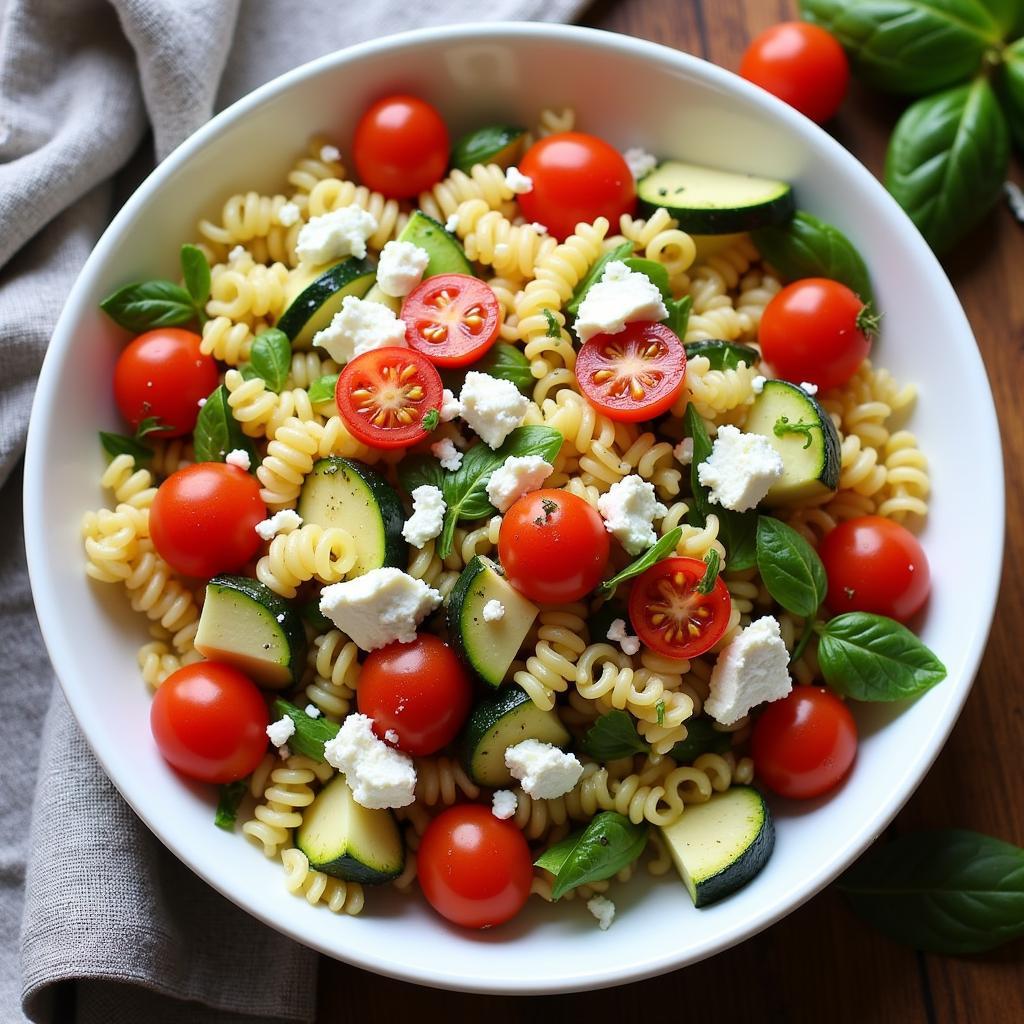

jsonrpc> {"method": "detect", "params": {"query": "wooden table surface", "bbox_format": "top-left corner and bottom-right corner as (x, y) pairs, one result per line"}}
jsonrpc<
(320, 2), (1024, 1019)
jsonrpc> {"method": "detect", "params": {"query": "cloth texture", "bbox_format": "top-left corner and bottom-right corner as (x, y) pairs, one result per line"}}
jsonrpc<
(0, 1), (588, 1022)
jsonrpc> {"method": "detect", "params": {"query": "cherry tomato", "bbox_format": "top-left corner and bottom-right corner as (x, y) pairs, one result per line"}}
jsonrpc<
(401, 274), (501, 367)
(150, 662), (268, 783)
(113, 328), (218, 437)
(417, 804), (533, 928)
(150, 463), (265, 578)
(498, 489), (610, 603)
(518, 132), (636, 240)
(820, 516), (931, 623)
(752, 686), (857, 799)
(335, 347), (442, 449)
(352, 95), (449, 199)
(575, 322), (686, 422)
(628, 556), (732, 659)
(357, 634), (473, 756)
(759, 278), (874, 391)
(740, 22), (849, 125)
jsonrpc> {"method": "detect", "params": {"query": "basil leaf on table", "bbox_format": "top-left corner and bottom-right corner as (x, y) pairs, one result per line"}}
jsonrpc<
(818, 612), (947, 701)
(193, 385), (254, 464)
(249, 328), (292, 393)
(596, 527), (682, 599)
(669, 717), (732, 763)
(214, 779), (248, 831)
(885, 78), (1010, 255)
(307, 373), (339, 405)
(180, 243), (211, 308)
(582, 710), (650, 761)
(998, 38), (1024, 151)
(684, 339), (760, 372)
(100, 279), (198, 331)
(755, 516), (828, 618)
(272, 699), (340, 761)
(99, 431), (153, 464)
(567, 241), (633, 316)
(534, 812), (648, 900)
(839, 829), (1024, 954)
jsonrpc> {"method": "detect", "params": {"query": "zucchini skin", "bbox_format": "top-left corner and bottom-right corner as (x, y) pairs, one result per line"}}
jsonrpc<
(397, 211), (474, 277)
(313, 850), (403, 886)
(638, 194), (795, 235)
(446, 557), (492, 684)
(276, 257), (375, 343)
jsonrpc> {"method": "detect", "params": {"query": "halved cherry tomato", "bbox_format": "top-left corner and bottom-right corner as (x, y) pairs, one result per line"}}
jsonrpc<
(335, 346), (442, 449)
(150, 462), (265, 578)
(518, 132), (636, 240)
(498, 489), (611, 603)
(628, 556), (732, 659)
(352, 95), (449, 199)
(575, 322), (686, 422)
(401, 274), (501, 367)
(417, 804), (533, 928)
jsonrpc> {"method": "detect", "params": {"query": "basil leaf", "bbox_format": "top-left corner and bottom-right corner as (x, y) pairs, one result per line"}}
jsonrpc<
(307, 373), (339, 404)
(567, 241), (633, 316)
(99, 431), (153, 463)
(214, 779), (248, 831)
(669, 717), (732, 763)
(450, 124), (526, 174)
(237, 363), (262, 382)
(839, 830), (1024, 954)
(535, 812), (648, 900)
(977, 0), (1020, 34)
(249, 328), (292, 393)
(752, 210), (874, 304)
(623, 257), (671, 300)
(596, 527), (682, 599)
(818, 612), (947, 701)
(134, 415), (173, 441)
(99, 279), (197, 331)
(998, 38), (1024, 151)
(685, 404), (714, 524)
(665, 294), (692, 338)
(300, 600), (334, 634)
(582, 710), (650, 761)
(684, 339), (760, 372)
(193, 385), (253, 464)
(272, 699), (340, 762)
(398, 453), (448, 495)
(180, 244), (211, 307)
(696, 548), (720, 595)
(885, 78), (1010, 255)
(589, 598), (629, 647)
(755, 516), (827, 618)
(470, 342), (533, 394)
(800, 0), (1003, 96)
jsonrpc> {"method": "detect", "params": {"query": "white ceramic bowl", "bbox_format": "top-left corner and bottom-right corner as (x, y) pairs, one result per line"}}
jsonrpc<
(25, 23), (1003, 994)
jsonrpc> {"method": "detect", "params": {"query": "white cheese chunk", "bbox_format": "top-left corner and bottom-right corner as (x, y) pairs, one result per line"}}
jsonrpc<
(597, 474), (667, 555)
(528, 221), (548, 235)
(439, 388), (462, 423)
(445, 212), (460, 233)
(587, 894), (616, 930)
(402, 484), (446, 547)
(485, 455), (553, 512)
(312, 295), (406, 364)
(458, 371), (530, 449)
(322, 714), (416, 809)
(697, 424), (784, 512)
(491, 789), (518, 820)
(673, 438), (693, 466)
(384, 729), (399, 745)
(606, 617), (640, 657)
(705, 616), (792, 726)
(376, 240), (431, 298)
(505, 739), (583, 799)
(319, 143), (341, 163)
(800, 381), (819, 396)
(504, 165), (534, 194)
(296, 205), (377, 264)
(431, 437), (463, 472)
(255, 509), (302, 541)
(266, 715), (295, 748)
(277, 201), (301, 227)
(225, 448), (251, 471)
(304, 703), (321, 719)
(482, 599), (505, 623)
(228, 245), (248, 264)
(573, 260), (668, 343)
(752, 375), (767, 394)
(623, 147), (658, 180)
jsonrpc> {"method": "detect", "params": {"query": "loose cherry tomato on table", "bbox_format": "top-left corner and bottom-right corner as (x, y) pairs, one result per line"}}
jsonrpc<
(150, 462), (265, 578)
(401, 274), (501, 367)
(751, 686), (857, 799)
(417, 804), (533, 928)
(759, 278), (876, 392)
(113, 328), (218, 437)
(150, 662), (269, 783)
(628, 556), (732, 659)
(352, 94), (449, 198)
(820, 516), (931, 622)
(335, 346), (442, 449)
(498, 489), (611, 603)
(518, 132), (636, 240)
(740, 22), (849, 124)
(575, 322), (686, 422)
(357, 634), (473, 756)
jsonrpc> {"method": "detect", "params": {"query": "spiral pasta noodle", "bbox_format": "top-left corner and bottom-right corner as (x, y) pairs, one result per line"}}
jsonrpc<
(255, 417), (321, 508)
(305, 630), (360, 720)
(281, 848), (365, 915)
(306, 177), (406, 251)
(416, 163), (514, 223)
(514, 603), (589, 710)
(454, 198), (557, 279)
(256, 522), (357, 598)
(242, 754), (326, 858)
(414, 757), (480, 806)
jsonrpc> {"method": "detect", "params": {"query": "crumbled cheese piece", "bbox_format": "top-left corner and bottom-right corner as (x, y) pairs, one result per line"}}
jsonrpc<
(482, 600), (505, 623)
(505, 739), (583, 799)
(431, 437), (463, 472)
(597, 475), (667, 555)
(319, 143), (341, 163)
(800, 381), (819, 396)
(266, 715), (295, 748)
(255, 509), (303, 541)
(673, 438), (694, 466)
(505, 165), (534, 194)
(225, 448), (251, 471)
(228, 245), (247, 263)
(574, 260), (668, 343)
(296, 205), (377, 264)
(319, 568), (441, 652)
(439, 388), (462, 423)
(277, 744), (291, 760)
(323, 714), (416, 809)
(697, 425), (784, 513)
(492, 789), (518, 820)
(376, 239), (430, 298)
(607, 618), (640, 657)
(752, 375), (767, 394)
(445, 212), (460, 233)
(587, 895), (616, 931)
(304, 704), (321, 719)
(459, 371), (530, 449)
(485, 455), (553, 512)
(312, 295), (406, 364)
(528, 221), (548, 235)
(277, 201), (301, 227)
(402, 484), (446, 547)
(384, 729), (399, 745)
(705, 616), (792, 726)
(623, 147), (658, 180)
(197, 397), (207, 408)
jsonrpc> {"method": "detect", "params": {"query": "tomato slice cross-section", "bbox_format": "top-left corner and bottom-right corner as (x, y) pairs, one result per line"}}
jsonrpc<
(402, 273), (501, 367)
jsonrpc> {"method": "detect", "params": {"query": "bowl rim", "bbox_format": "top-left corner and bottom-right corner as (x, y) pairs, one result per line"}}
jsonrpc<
(24, 20), (1005, 994)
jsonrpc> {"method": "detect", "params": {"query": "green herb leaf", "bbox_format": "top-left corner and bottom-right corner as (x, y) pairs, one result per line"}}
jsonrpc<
(755, 516), (827, 618)
(542, 308), (562, 338)
(249, 328), (292, 393)
(818, 612), (947, 701)
(450, 123), (526, 174)
(664, 294), (692, 338)
(99, 279), (198, 331)
(193, 385), (253, 464)
(999, 38), (1024, 151)
(655, 700), (665, 726)
(238, 364), (262, 381)
(669, 717), (732, 763)
(839, 829), (1024, 954)
(440, 342), (534, 397)
(588, 598), (629, 647)
(684, 339), (760, 371)
(421, 409), (440, 432)
(300, 600), (334, 634)
(534, 812), (649, 900)
(134, 416), (173, 441)
(180, 244), (211, 307)
(566, 241), (633, 316)
(976, 0), (1020, 35)
(582, 710), (650, 760)
(623, 257), (671, 300)
(307, 373), (339, 405)
(215, 779), (248, 831)
(696, 548), (720, 595)
(99, 431), (153, 463)
(272, 699), (340, 762)
(596, 527), (682, 599)
(885, 78), (1010, 255)
(752, 210), (874, 304)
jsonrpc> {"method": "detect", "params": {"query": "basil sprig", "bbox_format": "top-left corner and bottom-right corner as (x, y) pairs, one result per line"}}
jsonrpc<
(669, 717), (731, 763)
(245, 328), (292, 393)
(621, 257), (691, 335)
(755, 516), (828, 618)
(582, 710), (650, 761)
(534, 812), (648, 900)
(98, 416), (173, 464)
(193, 385), (254, 465)
(214, 779), (248, 831)
(272, 699), (340, 762)
(307, 373), (339, 404)
(839, 830), (1024, 954)
(596, 527), (682, 600)
(567, 242), (633, 316)
(100, 244), (211, 330)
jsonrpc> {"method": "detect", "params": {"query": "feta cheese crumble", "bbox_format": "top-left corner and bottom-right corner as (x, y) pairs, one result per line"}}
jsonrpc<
(623, 147), (658, 180)
(458, 371), (530, 449)
(319, 143), (341, 163)
(673, 438), (694, 466)
(255, 508), (303, 541)
(319, 568), (441, 652)
(607, 618), (640, 657)
(445, 212), (460, 233)
(384, 729), (399, 745)
(752, 375), (767, 395)
(266, 715), (295, 748)
(225, 448), (251, 471)
(492, 789), (518, 820)
(485, 455), (554, 512)
(597, 474), (667, 555)
(197, 397), (206, 408)
(277, 201), (301, 227)
(482, 599), (505, 623)
(296, 205), (377, 264)
(402, 485), (446, 547)
(439, 388), (462, 423)
(431, 437), (463, 472)
(312, 295), (406, 364)
(376, 239), (430, 298)
(228, 244), (247, 264)
(504, 165), (534, 194)
(323, 714), (416, 809)
(505, 739), (583, 799)
(528, 221), (548, 235)
(800, 381), (819, 396)
(304, 703), (321, 719)
(697, 425), (784, 512)
(587, 895), (616, 931)
(705, 616), (792, 726)
(574, 260), (668, 343)
(277, 744), (291, 760)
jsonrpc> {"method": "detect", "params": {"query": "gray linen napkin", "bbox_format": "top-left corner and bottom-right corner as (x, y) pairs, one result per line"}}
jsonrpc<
(0, 1), (588, 1022)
